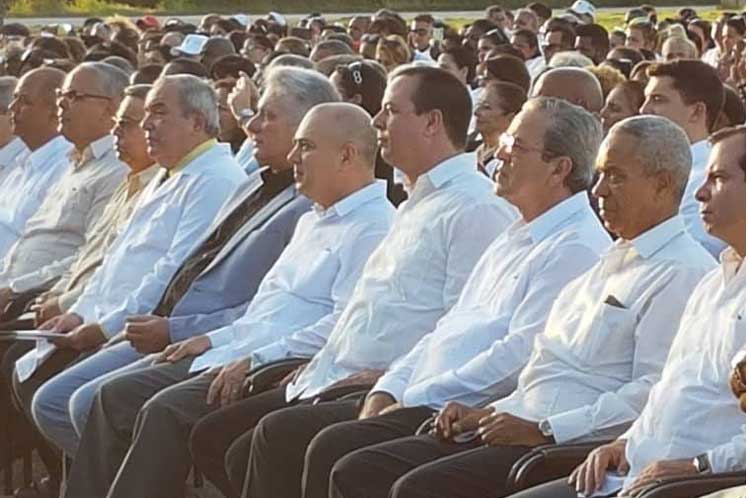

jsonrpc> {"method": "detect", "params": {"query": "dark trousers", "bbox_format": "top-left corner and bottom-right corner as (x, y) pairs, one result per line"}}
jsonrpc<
(189, 385), (295, 498)
(330, 434), (532, 498)
(1, 341), (78, 484)
(507, 477), (583, 498)
(242, 402), (435, 498)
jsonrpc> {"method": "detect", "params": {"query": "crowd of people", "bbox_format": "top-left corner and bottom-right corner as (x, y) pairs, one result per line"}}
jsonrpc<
(0, 3), (743, 498)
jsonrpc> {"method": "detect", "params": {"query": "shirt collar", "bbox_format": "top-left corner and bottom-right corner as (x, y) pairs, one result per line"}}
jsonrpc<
(128, 163), (160, 198)
(69, 134), (114, 168)
(719, 246), (744, 282)
(690, 139), (711, 171)
(419, 153), (475, 190)
(627, 215), (686, 259)
(525, 191), (590, 243)
(314, 180), (387, 219)
(26, 135), (71, 171)
(170, 138), (217, 176)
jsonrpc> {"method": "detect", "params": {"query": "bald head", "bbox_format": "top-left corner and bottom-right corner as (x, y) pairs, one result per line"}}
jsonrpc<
(291, 102), (379, 208)
(301, 102), (378, 170)
(11, 67), (66, 148)
(532, 67), (604, 113)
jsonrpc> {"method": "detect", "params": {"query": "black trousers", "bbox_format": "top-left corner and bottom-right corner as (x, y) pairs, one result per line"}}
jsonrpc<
(189, 385), (296, 498)
(330, 434), (532, 498)
(1, 341), (78, 484)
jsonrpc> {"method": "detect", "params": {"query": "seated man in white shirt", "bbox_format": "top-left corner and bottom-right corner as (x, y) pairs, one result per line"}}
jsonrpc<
(0, 62), (130, 321)
(640, 59), (727, 258)
(0, 68), (72, 266)
(0, 76), (28, 188)
(235, 97), (612, 498)
(63, 102), (396, 498)
(510, 124), (746, 498)
(22, 74), (245, 458)
(511, 29), (546, 81)
(328, 115), (716, 498)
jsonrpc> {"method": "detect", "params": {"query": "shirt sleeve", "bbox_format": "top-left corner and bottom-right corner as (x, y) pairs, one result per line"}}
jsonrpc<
(97, 176), (240, 337)
(706, 424), (746, 473)
(372, 333), (431, 402)
(169, 300), (250, 344)
(8, 254), (75, 292)
(546, 266), (709, 443)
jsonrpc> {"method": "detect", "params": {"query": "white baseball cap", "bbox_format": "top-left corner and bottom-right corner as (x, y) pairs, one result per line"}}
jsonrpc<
(171, 34), (209, 57)
(267, 11), (287, 26)
(232, 14), (251, 27)
(569, 0), (596, 17)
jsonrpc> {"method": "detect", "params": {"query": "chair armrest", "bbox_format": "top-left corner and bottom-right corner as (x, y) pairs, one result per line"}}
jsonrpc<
(243, 358), (309, 396)
(638, 472), (746, 498)
(506, 441), (612, 493)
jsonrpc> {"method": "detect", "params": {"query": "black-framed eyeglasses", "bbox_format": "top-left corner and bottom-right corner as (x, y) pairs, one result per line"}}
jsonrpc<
(55, 88), (111, 102)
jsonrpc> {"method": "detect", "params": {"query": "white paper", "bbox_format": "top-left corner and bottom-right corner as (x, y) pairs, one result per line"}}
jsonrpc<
(0, 329), (67, 340)
(577, 472), (625, 498)
(15, 339), (58, 383)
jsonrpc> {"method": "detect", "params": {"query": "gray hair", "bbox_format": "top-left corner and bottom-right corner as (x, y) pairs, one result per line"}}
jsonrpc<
(151, 74), (220, 137)
(262, 66), (340, 126)
(73, 61), (129, 101)
(548, 51), (595, 68)
(524, 96), (603, 193)
(0, 76), (17, 112)
(607, 115), (692, 201)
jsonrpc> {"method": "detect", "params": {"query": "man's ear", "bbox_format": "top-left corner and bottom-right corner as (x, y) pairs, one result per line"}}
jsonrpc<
(192, 111), (207, 133)
(424, 109), (444, 139)
(551, 156), (573, 189)
(339, 141), (358, 168)
(688, 101), (708, 127)
(654, 168), (676, 197)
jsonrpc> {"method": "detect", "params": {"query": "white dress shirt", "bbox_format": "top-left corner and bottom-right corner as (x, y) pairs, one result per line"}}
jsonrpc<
(69, 142), (245, 336)
(0, 135), (127, 292)
(373, 192), (611, 410)
(618, 249), (745, 489)
(286, 153), (518, 401)
(489, 216), (715, 444)
(682, 140), (726, 259)
(0, 137), (29, 187)
(189, 180), (395, 372)
(0, 136), (72, 257)
(526, 55), (546, 80)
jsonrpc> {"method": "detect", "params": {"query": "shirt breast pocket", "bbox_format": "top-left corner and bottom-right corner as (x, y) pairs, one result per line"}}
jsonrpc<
(574, 302), (637, 367)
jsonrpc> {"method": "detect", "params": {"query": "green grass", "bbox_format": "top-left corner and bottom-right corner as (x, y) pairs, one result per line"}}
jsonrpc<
(6, 0), (729, 28)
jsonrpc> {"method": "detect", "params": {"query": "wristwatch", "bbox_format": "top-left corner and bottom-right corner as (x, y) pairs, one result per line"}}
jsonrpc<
(692, 453), (711, 474)
(538, 419), (554, 439)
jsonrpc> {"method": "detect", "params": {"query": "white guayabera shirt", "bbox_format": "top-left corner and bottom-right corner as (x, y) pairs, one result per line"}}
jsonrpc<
(0, 135), (72, 257)
(373, 191), (612, 410)
(619, 248), (745, 490)
(489, 216), (716, 444)
(287, 153), (518, 401)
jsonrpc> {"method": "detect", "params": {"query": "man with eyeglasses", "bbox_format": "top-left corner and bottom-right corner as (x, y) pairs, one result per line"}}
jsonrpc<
(542, 24), (576, 64)
(328, 115), (715, 498)
(234, 96), (611, 498)
(409, 14), (439, 63)
(0, 62), (129, 323)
